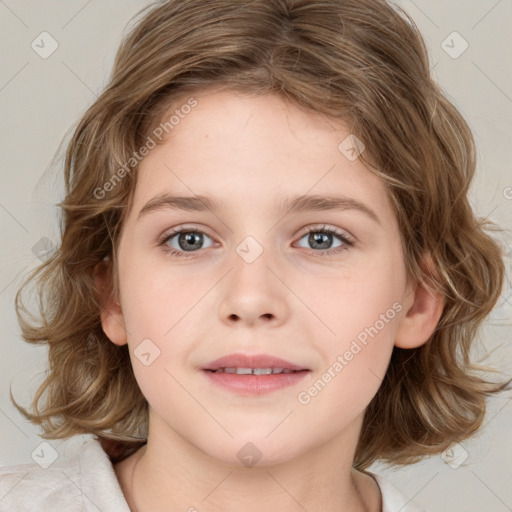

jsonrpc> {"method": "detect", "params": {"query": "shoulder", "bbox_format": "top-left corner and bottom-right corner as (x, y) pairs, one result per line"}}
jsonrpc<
(0, 446), (83, 512)
(367, 471), (429, 512)
(0, 439), (130, 512)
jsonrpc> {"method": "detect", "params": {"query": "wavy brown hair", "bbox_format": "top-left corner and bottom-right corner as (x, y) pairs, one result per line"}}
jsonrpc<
(12, 0), (511, 469)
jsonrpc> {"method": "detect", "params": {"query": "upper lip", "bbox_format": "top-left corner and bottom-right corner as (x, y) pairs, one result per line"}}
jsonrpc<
(202, 353), (309, 371)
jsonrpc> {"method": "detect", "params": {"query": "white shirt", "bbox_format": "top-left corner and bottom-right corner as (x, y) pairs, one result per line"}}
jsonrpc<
(0, 439), (427, 511)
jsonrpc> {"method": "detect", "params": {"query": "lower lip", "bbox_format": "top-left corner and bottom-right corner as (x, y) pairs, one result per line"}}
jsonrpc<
(202, 370), (310, 395)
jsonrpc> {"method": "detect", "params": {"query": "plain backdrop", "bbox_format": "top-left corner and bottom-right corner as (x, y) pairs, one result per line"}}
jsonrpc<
(1, 1), (511, 511)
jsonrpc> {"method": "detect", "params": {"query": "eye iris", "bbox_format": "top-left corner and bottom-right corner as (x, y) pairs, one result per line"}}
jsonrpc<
(179, 232), (203, 251)
(309, 232), (331, 249)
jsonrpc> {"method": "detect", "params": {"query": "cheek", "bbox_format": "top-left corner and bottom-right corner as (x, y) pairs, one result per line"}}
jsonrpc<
(119, 260), (201, 339)
(296, 256), (404, 404)
(296, 313), (398, 430)
(118, 262), (205, 391)
(298, 252), (405, 344)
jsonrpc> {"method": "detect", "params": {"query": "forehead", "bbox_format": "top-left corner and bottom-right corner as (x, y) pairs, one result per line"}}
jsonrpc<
(126, 90), (396, 226)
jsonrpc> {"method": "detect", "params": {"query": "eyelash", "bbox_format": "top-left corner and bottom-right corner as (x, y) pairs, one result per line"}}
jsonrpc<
(158, 224), (354, 258)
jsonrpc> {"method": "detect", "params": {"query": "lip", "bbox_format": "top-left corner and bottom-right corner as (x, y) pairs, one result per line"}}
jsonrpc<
(201, 353), (311, 396)
(202, 353), (308, 371)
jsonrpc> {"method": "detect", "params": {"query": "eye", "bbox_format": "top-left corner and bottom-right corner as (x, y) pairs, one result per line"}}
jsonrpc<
(158, 224), (354, 259)
(159, 227), (215, 257)
(295, 225), (353, 256)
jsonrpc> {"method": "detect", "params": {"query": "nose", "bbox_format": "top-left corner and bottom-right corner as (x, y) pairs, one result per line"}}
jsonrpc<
(217, 248), (290, 328)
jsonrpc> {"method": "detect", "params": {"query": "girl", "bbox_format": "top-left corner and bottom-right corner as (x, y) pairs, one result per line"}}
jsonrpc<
(1, 1), (510, 511)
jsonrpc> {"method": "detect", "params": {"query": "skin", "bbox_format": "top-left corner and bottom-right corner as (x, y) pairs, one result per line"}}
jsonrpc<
(94, 89), (444, 512)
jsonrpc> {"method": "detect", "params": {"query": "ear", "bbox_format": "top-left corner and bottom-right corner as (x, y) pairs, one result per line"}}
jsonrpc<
(394, 253), (445, 349)
(92, 257), (128, 346)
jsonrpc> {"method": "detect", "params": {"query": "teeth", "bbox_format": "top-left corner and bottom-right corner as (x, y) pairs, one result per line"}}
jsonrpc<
(253, 368), (272, 375)
(235, 367), (252, 375)
(212, 367), (296, 375)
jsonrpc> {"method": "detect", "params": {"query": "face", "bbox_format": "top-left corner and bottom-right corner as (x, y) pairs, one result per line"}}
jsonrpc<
(103, 89), (417, 467)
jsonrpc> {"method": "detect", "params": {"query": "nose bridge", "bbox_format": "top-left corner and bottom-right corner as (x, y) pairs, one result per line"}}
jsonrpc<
(217, 232), (289, 326)
(232, 235), (272, 285)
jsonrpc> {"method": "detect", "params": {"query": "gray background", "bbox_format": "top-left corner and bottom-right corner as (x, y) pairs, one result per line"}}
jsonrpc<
(1, 1), (511, 511)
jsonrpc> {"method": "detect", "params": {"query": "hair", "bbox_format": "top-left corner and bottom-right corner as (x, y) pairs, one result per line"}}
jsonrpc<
(11, 0), (511, 469)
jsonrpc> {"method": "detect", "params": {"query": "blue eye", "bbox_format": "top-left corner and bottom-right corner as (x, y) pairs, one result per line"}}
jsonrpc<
(159, 224), (354, 258)
(160, 228), (215, 257)
(295, 225), (353, 256)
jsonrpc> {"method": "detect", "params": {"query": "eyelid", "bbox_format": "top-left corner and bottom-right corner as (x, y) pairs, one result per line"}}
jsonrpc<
(295, 223), (354, 244)
(158, 223), (216, 245)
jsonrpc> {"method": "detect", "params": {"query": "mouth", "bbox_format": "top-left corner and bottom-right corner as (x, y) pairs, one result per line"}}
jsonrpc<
(204, 367), (306, 375)
(201, 353), (311, 395)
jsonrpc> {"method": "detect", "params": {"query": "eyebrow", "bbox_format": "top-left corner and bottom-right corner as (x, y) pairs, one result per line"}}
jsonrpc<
(137, 192), (381, 225)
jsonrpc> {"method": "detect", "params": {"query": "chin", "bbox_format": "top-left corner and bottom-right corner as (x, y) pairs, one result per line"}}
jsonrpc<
(201, 436), (307, 470)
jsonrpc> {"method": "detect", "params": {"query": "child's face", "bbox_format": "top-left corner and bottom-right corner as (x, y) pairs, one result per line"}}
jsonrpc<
(103, 89), (419, 465)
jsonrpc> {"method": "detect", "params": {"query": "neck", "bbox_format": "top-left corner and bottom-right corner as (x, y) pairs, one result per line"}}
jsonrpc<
(114, 414), (381, 512)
